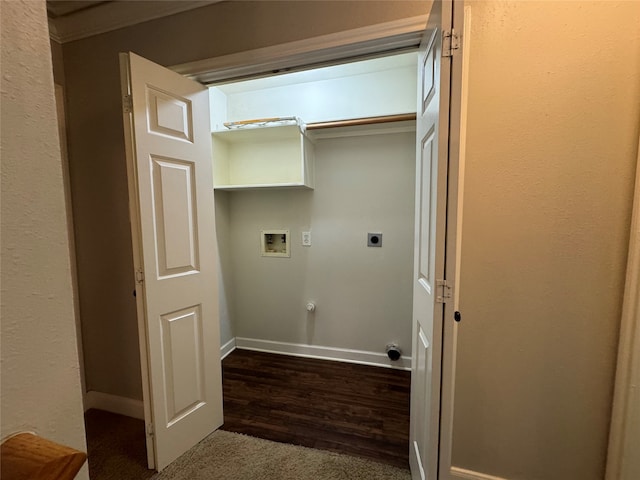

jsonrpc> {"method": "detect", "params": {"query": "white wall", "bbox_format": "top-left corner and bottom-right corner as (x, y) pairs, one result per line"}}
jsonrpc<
(211, 54), (417, 129)
(452, 1), (640, 479)
(214, 191), (235, 347)
(227, 131), (415, 361)
(0, 1), (88, 478)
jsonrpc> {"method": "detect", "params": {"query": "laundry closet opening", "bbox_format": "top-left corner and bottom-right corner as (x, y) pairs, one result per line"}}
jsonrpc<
(210, 51), (418, 369)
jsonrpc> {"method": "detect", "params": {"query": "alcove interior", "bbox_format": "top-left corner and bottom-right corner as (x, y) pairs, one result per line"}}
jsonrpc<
(209, 51), (420, 366)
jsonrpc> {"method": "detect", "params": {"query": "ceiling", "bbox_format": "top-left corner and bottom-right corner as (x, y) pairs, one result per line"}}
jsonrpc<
(46, 1), (112, 19)
(46, 0), (220, 43)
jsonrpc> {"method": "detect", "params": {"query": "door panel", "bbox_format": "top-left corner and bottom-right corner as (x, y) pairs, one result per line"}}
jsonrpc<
(147, 87), (194, 141)
(120, 52), (223, 471)
(151, 156), (199, 276)
(161, 305), (205, 424)
(418, 130), (436, 286)
(410, 0), (453, 478)
(413, 324), (430, 476)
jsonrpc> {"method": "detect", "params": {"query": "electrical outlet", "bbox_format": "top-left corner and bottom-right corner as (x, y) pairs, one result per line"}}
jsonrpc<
(367, 233), (382, 247)
(302, 231), (311, 246)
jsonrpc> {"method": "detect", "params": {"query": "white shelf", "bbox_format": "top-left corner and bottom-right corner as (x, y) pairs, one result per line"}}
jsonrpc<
(212, 124), (314, 190)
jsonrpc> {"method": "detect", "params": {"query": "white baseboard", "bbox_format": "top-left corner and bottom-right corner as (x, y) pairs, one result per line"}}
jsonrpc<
(220, 337), (237, 360)
(450, 467), (508, 480)
(235, 337), (411, 370)
(84, 391), (144, 420)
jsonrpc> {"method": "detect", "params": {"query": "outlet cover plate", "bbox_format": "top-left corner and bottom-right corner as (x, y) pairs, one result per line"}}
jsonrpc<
(367, 233), (382, 247)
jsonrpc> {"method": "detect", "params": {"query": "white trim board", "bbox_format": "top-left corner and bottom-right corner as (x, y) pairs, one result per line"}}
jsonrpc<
(84, 391), (144, 420)
(220, 338), (237, 360)
(171, 15), (428, 84)
(606, 134), (640, 480)
(450, 467), (509, 480)
(234, 337), (411, 370)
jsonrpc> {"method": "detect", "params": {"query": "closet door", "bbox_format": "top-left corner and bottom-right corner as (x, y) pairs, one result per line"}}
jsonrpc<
(410, 0), (455, 478)
(120, 52), (223, 471)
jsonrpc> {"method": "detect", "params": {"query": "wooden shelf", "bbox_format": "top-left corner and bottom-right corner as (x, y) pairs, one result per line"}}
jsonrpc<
(212, 124), (314, 190)
(307, 114), (416, 141)
(306, 113), (416, 130)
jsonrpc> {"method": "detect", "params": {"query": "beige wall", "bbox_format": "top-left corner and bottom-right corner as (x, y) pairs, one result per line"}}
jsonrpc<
(0, 1), (88, 479)
(58, 1), (640, 478)
(61, 0), (428, 399)
(452, 1), (640, 479)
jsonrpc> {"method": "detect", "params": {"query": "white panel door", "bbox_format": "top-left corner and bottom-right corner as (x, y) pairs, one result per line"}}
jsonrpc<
(410, 1), (454, 479)
(120, 52), (223, 471)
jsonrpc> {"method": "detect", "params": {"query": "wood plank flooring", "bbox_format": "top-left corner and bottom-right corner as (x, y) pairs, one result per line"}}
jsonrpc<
(221, 349), (411, 469)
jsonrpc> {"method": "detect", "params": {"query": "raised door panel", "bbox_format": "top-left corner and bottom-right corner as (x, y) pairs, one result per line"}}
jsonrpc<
(412, 325), (430, 480)
(418, 130), (436, 291)
(161, 305), (205, 425)
(151, 156), (199, 277)
(147, 87), (194, 142)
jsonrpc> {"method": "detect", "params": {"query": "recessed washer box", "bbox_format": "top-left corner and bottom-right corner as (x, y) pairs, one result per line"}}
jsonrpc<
(261, 229), (290, 257)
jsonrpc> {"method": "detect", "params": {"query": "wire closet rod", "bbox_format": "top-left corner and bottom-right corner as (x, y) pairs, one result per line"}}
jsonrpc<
(306, 113), (416, 130)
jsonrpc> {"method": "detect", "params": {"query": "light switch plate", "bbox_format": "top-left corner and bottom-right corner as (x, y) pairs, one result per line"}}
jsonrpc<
(302, 231), (311, 246)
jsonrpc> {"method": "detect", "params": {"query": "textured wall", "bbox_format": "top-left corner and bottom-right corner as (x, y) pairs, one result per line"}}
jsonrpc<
(228, 132), (415, 357)
(0, 1), (88, 478)
(61, 0), (428, 400)
(452, 2), (640, 479)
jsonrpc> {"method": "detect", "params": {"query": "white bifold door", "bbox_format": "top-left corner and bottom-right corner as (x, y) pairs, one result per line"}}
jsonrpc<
(119, 52), (223, 471)
(410, 0), (461, 479)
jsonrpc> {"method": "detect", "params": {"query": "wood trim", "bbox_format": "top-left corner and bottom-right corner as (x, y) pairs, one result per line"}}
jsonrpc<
(48, 19), (61, 44)
(439, 3), (470, 478)
(50, 1), (221, 44)
(55, 84), (87, 399)
(235, 337), (411, 370)
(220, 337), (236, 360)
(171, 15), (428, 84)
(119, 52), (156, 469)
(84, 391), (144, 420)
(1, 433), (86, 480)
(450, 466), (509, 480)
(606, 134), (640, 480)
(306, 113), (416, 130)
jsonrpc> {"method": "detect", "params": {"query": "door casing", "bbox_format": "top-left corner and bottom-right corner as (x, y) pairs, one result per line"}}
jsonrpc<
(165, 3), (465, 477)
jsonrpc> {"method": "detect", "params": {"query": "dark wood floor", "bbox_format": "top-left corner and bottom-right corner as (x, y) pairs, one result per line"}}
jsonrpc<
(221, 349), (411, 469)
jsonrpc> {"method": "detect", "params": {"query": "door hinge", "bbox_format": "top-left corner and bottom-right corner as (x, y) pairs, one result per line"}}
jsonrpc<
(135, 268), (145, 284)
(436, 279), (452, 303)
(442, 29), (460, 57)
(146, 423), (154, 437)
(122, 94), (133, 113)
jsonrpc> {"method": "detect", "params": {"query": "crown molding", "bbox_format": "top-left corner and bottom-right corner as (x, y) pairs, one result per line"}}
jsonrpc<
(48, 17), (62, 43)
(49, 1), (219, 44)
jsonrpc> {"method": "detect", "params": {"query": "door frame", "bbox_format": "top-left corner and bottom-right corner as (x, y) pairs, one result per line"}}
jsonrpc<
(605, 133), (640, 480)
(170, 4), (466, 477)
(119, 58), (157, 470)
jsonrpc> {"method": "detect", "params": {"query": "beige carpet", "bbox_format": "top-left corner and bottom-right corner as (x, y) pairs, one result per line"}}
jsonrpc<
(153, 430), (411, 480)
